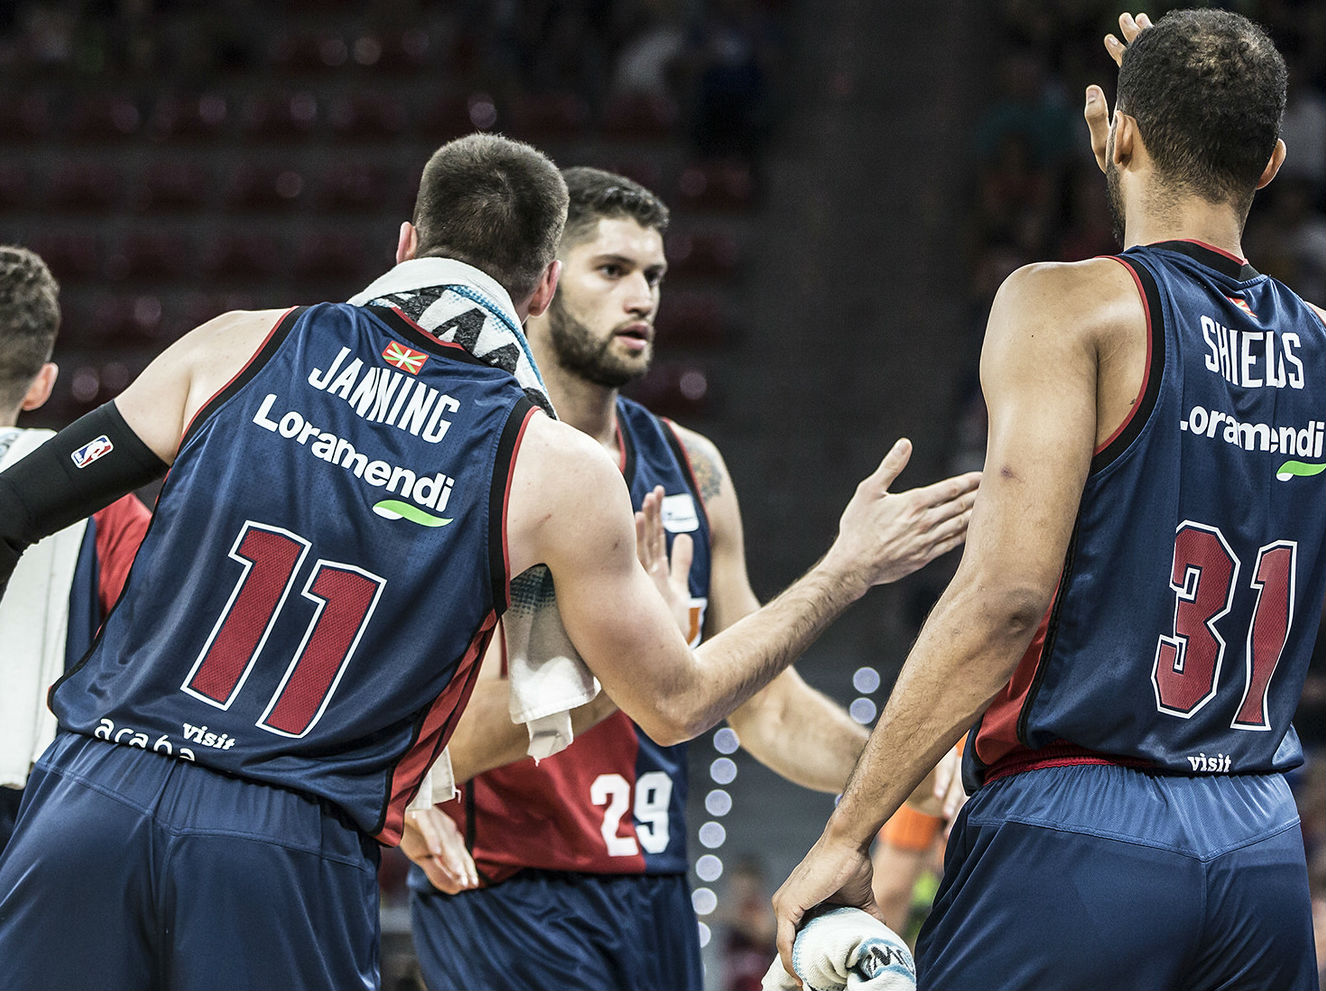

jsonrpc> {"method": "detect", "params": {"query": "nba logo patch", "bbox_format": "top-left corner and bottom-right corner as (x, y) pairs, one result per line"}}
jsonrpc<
(70, 434), (114, 468)
(382, 340), (428, 374)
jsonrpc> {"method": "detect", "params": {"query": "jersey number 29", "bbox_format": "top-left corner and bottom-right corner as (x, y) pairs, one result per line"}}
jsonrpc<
(590, 771), (673, 857)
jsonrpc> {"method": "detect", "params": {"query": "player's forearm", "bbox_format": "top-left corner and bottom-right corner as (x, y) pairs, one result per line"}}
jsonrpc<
(0, 403), (167, 594)
(445, 680), (618, 784)
(444, 680), (528, 784)
(730, 675), (867, 793)
(685, 561), (867, 742)
(823, 574), (1044, 848)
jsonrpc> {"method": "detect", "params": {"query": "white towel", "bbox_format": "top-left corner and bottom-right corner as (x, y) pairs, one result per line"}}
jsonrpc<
(349, 260), (599, 804)
(503, 566), (600, 760)
(0, 428), (89, 789)
(761, 907), (916, 991)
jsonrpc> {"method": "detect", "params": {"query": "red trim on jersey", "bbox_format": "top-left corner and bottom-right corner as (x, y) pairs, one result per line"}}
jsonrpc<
(91, 493), (150, 615)
(500, 405), (539, 609)
(178, 307), (296, 447)
(660, 417), (712, 532)
(1167, 238), (1247, 265)
(982, 742), (1153, 785)
(1094, 257), (1154, 456)
(972, 597), (1055, 769)
(376, 610), (497, 846)
(614, 419), (627, 472)
(386, 306), (480, 356)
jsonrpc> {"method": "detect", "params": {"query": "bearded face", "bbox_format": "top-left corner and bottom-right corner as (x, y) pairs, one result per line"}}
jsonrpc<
(546, 288), (650, 389)
(538, 216), (666, 390)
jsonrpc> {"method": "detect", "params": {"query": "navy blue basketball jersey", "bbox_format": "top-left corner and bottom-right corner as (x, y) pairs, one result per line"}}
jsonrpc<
(969, 240), (1326, 787)
(50, 303), (535, 844)
(450, 396), (712, 880)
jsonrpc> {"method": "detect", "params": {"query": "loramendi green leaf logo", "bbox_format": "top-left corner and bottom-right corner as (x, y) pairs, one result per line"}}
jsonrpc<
(372, 499), (452, 527)
(1276, 460), (1326, 482)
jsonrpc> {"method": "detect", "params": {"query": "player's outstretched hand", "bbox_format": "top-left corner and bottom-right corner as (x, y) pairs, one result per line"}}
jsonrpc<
(636, 484), (695, 636)
(822, 439), (979, 592)
(401, 806), (478, 894)
(1086, 12), (1153, 173)
(772, 831), (881, 986)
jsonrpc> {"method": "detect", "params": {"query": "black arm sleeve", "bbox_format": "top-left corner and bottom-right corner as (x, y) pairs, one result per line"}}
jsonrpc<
(0, 401), (168, 591)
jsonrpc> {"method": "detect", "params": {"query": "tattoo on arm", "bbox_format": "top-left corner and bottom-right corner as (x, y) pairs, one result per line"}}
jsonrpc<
(680, 436), (723, 503)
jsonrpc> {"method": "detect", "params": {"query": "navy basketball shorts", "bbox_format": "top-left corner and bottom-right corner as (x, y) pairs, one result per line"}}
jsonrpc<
(0, 732), (381, 991)
(409, 865), (703, 991)
(916, 763), (1319, 991)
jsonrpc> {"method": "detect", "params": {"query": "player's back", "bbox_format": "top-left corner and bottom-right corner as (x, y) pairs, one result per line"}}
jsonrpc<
(51, 303), (533, 843)
(970, 240), (1326, 784)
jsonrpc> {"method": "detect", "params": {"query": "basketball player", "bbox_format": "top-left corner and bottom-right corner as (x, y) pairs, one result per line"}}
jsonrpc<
(0, 245), (148, 851)
(402, 168), (979, 990)
(773, 10), (1326, 989)
(0, 134), (973, 990)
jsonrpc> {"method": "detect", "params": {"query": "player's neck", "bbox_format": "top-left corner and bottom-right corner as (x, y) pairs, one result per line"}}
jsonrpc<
(544, 366), (621, 456)
(1123, 198), (1246, 261)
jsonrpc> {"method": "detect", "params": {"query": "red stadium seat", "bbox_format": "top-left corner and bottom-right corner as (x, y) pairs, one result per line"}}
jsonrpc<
(224, 164), (308, 212)
(663, 230), (742, 281)
(675, 161), (756, 212)
(69, 94), (142, 143)
(202, 233), (287, 280)
(134, 160), (212, 213)
(237, 92), (320, 143)
(47, 162), (123, 213)
(147, 92), (231, 143)
(508, 92), (590, 140)
(325, 92), (408, 142)
(624, 360), (713, 418)
(602, 93), (679, 139)
(653, 291), (729, 349)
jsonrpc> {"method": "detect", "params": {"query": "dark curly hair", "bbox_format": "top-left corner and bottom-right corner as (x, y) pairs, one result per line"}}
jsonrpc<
(0, 246), (59, 410)
(1117, 8), (1286, 216)
(561, 167), (670, 250)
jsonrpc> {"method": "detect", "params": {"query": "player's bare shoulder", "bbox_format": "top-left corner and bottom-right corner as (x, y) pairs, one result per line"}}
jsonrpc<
(505, 413), (635, 577)
(115, 308), (293, 463)
(663, 420), (731, 508)
(992, 257), (1145, 350)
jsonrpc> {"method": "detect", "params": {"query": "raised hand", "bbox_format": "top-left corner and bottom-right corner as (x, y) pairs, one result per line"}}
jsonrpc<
(1106, 11), (1153, 66)
(821, 439), (979, 592)
(1085, 12), (1154, 173)
(635, 484), (695, 636)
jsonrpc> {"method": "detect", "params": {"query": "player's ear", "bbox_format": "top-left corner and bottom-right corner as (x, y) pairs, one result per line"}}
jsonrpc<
(20, 362), (58, 413)
(1112, 111), (1137, 168)
(395, 222), (419, 264)
(1255, 138), (1287, 191)
(524, 259), (562, 319)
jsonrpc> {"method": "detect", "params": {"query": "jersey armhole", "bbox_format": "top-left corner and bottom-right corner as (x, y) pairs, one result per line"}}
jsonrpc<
(180, 306), (305, 447)
(489, 397), (538, 611)
(1092, 257), (1165, 473)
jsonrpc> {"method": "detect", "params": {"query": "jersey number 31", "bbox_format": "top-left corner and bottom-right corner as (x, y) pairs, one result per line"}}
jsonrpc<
(1153, 521), (1293, 731)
